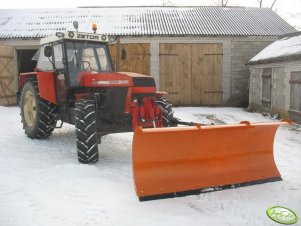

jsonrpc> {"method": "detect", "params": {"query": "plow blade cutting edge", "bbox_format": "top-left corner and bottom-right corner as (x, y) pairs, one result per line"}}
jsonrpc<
(132, 120), (291, 201)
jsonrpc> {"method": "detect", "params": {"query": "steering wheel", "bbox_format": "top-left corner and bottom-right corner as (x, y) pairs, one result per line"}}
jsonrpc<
(81, 61), (91, 70)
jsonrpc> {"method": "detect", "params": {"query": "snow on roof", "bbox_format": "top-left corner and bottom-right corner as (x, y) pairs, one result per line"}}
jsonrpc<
(0, 6), (297, 39)
(249, 33), (301, 64)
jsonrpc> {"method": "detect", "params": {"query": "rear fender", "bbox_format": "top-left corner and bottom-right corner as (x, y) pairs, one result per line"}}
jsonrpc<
(19, 72), (37, 91)
(19, 71), (57, 104)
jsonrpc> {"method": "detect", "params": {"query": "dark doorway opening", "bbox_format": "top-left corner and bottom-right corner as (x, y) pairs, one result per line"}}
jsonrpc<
(17, 49), (38, 74)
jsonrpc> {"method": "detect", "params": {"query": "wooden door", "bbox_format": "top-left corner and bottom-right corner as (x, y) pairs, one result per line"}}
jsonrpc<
(109, 43), (150, 75)
(0, 45), (16, 106)
(159, 44), (191, 105)
(191, 44), (223, 105)
(160, 44), (223, 106)
(289, 71), (301, 123)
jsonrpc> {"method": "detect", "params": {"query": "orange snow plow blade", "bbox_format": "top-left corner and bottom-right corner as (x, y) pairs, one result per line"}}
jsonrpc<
(133, 120), (291, 201)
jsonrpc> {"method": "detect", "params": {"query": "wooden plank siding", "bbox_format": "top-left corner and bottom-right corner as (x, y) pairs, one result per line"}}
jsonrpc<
(160, 43), (223, 106)
(109, 43), (150, 75)
(0, 44), (16, 106)
(289, 71), (301, 123)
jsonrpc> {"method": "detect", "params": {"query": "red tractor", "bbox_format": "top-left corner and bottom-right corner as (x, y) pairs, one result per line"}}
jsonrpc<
(18, 23), (289, 201)
(18, 25), (175, 164)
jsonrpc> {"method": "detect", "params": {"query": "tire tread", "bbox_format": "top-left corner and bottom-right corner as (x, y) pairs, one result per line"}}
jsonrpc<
(20, 78), (57, 139)
(75, 99), (99, 164)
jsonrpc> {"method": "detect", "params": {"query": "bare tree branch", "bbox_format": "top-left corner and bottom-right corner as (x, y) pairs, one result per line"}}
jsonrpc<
(257, 0), (263, 8)
(271, 0), (277, 9)
(257, 0), (277, 9)
(215, 0), (229, 7)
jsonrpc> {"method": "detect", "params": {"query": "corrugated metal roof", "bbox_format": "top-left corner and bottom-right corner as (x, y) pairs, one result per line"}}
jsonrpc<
(0, 6), (297, 39)
(249, 32), (301, 64)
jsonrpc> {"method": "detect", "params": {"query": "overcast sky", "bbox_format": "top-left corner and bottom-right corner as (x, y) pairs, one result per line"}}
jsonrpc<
(1, 0), (300, 30)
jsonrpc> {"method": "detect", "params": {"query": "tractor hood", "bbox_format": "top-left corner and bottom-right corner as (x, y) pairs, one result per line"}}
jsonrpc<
(79, 71), (156, 88)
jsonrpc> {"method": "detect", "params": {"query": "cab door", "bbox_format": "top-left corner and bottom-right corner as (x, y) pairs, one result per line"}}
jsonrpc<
(53, 44), (67, 103)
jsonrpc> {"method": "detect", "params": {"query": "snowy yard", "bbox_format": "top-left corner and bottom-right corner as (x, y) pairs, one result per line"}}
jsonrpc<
(0, 106), (300, 226)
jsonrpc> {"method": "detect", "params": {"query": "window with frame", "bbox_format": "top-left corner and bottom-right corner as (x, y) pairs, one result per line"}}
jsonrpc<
(65, 42), (113, 86)
(53, 44), (64, 69)
(82, 48), (98, 71)
(290, 71), (301, 112)
(262, 68), (272, 106)
(37, 45), (53, 71)
(96, 47), (111, 71)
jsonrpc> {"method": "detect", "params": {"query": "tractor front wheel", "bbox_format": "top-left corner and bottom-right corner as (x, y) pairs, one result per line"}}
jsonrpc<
(75, 99), (99, 164)
(156, 97), (176, 127)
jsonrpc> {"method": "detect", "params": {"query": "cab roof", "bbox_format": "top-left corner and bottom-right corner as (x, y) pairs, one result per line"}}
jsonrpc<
(40, 31), (109, 45)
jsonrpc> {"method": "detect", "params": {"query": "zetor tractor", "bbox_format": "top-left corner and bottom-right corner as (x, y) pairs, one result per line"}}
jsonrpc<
(18, 25), (174, 164)
(18, 23), (290, 201)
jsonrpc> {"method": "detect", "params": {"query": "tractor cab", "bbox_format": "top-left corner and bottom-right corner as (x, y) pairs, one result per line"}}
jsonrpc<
(36, 30), (114, 101)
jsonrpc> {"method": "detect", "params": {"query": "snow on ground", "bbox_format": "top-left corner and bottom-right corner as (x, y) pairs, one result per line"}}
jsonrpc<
(0, 106), (300, 226)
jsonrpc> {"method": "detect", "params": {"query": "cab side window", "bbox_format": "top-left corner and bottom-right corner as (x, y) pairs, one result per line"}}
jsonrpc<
(53, 44), (64, 69)
(37, 45), (53, 71)
(97, 47), (111, 71)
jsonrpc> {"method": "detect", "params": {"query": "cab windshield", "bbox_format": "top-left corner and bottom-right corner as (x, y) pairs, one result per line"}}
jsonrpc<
(65, 41), (113, 86)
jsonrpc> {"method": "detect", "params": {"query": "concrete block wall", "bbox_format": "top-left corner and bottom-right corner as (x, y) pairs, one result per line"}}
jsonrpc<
(230, 39), (274, 106)
(249, 60), (301, 117)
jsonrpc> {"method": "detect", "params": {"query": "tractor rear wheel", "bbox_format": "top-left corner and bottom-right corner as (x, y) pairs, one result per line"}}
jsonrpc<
(75, 99), (99, 164)
(20, 79), (57, 139)
(156, 97), (176, 127)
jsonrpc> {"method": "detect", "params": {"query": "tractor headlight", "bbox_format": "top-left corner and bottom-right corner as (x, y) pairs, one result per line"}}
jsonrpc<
(56, 32), (65, 38)
(68, 31), (75, 38)
(101, 35), (107, 41)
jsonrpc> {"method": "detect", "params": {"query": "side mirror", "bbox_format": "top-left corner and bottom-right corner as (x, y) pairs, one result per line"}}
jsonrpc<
(44, 46), (53, 58)
(121, 48), (127, 62)
(108, 35), (117, 42)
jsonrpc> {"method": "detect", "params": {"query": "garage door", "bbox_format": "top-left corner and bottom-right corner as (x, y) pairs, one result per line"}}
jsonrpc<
(109, 43), (150, 75)
(160, 44), (223, 106)
(0, 44), (16, 106)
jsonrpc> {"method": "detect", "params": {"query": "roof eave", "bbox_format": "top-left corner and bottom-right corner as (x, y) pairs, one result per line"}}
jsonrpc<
(248, 55), (301, 66)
